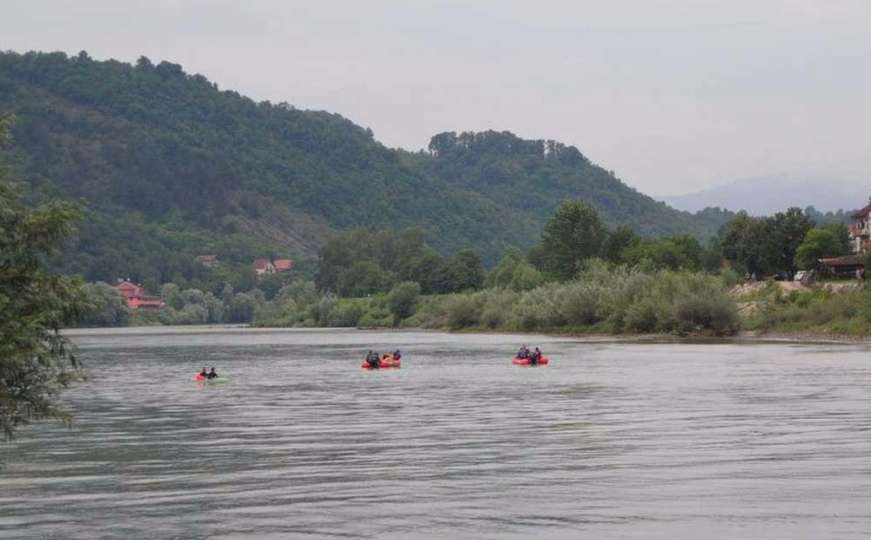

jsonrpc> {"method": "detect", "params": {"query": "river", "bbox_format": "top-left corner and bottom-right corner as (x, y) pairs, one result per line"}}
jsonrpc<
(2, 327), (870, 539)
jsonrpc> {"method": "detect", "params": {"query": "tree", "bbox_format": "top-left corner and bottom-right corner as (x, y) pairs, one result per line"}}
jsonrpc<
(1, 115), (87, 439)
(387, 281), (421, 321)
(201, 292), (225, 323)
(79, 282), (130, 326)
(602, 225), (640, 264)
(446, 249), (485, 292)
(336, 260), (394, 297)
(795, 225), (852, 270)
(537, 201), (608, 280)
(227, 292), (256, 323)
(623, 235), (704, 271)
(486, 248), (544, 291)
(160, 283), (184, 310)
(719, 212), (770, 278)
(765, 207), (814, 278)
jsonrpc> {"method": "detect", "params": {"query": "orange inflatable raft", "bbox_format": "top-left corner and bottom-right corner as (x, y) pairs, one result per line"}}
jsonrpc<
(512, 356), (549, 366)
(361, 355), (401, 369)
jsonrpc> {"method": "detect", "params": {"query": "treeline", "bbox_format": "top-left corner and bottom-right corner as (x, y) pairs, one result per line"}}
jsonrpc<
(253, 200), (740, 335)
(311, 201), (723, 299)
(314, 228), (484, 296)
(77, 197), (861, 334)
(718, 209), (852, 278)
(77, 272), (305, 327)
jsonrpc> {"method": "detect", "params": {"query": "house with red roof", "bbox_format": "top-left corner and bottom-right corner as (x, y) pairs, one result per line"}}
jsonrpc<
(273, 259), (294, 272)
(253, 259), (276, 276)
(116, 280), (164, 309)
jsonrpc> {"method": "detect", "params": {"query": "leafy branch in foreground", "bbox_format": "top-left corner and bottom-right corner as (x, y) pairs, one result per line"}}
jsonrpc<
(0, 115), (88, 441)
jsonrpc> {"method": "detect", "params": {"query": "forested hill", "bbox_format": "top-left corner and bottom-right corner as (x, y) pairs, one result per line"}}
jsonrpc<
(0, 50), (731, 283)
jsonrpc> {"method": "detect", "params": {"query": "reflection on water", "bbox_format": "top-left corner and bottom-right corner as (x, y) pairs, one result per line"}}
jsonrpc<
(2, 328), (871, 539)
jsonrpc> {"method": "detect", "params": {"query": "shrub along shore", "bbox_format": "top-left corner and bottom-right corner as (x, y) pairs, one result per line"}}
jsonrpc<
(254, 262), (740, 336)
(739, 282), (871, 337)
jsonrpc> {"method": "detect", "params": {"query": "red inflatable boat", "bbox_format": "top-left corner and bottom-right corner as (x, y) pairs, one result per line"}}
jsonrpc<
(512, 356), (549, 366)
(361, 355), (401, 369)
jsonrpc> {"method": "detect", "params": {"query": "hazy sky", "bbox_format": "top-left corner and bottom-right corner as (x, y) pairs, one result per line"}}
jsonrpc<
(2, 0), (869, 195)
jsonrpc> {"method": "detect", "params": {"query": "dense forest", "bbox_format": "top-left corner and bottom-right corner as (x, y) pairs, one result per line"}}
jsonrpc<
(0, 50), (734, 286)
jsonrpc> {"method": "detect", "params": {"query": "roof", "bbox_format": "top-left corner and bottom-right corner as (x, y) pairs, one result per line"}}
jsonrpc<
(129, 297), (165, 309)
(852, 204), (871, 218)
(819, 255), (862, 267)
(253, 259), (273, 270)
(274, 259), (293, 271)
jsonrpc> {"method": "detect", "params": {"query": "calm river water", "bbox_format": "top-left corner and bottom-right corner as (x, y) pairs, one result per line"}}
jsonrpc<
(2, 327), (871, 539)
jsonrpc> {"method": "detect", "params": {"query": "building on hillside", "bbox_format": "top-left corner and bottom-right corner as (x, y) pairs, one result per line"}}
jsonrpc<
(195, 254), (219, 268)
(254, 259), (276, 276)
(849, 201), (871, 254)
(273, 259), (294, 272)
(116, 279), (164, 309)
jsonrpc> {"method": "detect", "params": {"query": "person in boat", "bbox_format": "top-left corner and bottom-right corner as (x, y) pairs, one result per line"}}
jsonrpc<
(199, 367), (208, 378)
(207, 367), (219, 379)
(517, 344), (530, 359)
(393, 349), (402, 361)
(366, 350), (381, 368)
(529, 347), (542, 365)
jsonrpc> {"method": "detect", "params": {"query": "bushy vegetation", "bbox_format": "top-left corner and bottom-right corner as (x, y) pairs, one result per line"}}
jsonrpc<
(255, 261), (739, 336)
(746, 284), (871, 336)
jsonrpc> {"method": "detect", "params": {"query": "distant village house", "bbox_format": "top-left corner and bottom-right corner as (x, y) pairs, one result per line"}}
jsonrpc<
(849, 202), (871, 254)
(273, 259), (294, 272)
(253, 258), (294, 277)
(254, 259), (276, 276)
(116, 279), (164, 309)
(818, 198), (871, 278)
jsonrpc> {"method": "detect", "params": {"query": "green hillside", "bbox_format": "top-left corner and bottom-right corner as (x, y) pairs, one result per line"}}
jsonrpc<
(0, 50), (732, 284)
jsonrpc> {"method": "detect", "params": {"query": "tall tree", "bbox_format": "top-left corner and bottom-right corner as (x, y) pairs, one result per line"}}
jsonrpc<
(602, 225), (640, 264)
(719, 212), (770, 278)
(1, 114), (87, 440)
(795, 225), (852, 270)
(765, 207), (814, 278)
(537, 201), (607, 280)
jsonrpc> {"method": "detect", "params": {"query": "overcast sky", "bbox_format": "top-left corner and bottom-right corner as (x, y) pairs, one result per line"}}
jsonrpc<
(2, 0), (869, 195)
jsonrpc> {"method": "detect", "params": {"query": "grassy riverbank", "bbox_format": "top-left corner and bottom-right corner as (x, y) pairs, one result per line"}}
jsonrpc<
(740, 281), (871, 337)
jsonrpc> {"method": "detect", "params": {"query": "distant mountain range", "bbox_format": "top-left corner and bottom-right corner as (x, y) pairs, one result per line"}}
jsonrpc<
(0, 50), (733, 284)
(661, 175), (868, 215)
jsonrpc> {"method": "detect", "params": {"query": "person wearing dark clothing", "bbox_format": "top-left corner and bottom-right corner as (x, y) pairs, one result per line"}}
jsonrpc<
(393, 350), (402, 361)
(517, 344), (530, 359)
(199, 367), (208, 378)
(207, 367), (219, 379)
(529, 347), (542, 365)
(366, 350), (380, 368)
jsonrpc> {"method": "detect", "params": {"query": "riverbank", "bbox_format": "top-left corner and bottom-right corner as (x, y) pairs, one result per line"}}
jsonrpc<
(735, 281), (871, 338)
